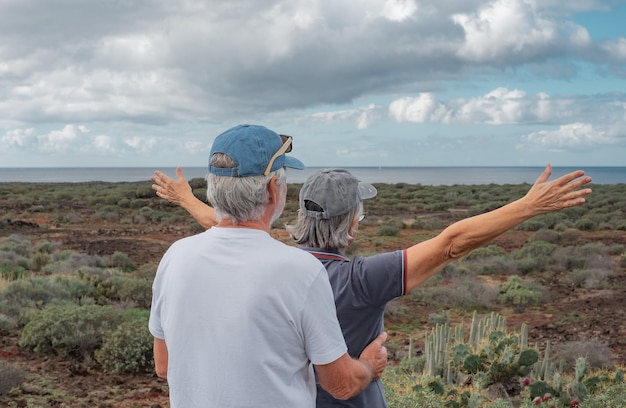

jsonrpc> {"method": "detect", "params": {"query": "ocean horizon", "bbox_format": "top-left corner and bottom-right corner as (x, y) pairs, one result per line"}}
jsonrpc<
(0, 166), (625, 185)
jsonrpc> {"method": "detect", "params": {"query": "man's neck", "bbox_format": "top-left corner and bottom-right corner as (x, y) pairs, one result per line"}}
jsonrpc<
(216, 219), (270, 232)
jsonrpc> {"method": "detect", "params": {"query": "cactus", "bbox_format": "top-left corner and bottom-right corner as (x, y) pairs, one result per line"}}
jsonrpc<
(529, 380), (556, 400)
(531, 341), (559, 382)
(562, 357), (588, 401)
(614, 369), (624, 384)
(567, 379), (588, 401)
(574, 357), (587, 382)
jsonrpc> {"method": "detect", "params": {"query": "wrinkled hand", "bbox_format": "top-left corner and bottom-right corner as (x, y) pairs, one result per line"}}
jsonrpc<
(524, 164), (592, 215)
(151, 167), (194, 205)
(359, 332), (388, 381)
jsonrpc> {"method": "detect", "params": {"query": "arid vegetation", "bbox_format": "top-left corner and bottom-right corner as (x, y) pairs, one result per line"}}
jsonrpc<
(1, 180), (625, 407)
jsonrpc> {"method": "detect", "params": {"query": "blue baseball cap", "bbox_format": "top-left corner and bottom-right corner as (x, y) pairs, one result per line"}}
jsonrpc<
(208, 124), (304, 177)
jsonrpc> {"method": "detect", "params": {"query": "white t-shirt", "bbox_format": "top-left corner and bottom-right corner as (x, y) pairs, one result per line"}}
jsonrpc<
(149, 227), (347, 408)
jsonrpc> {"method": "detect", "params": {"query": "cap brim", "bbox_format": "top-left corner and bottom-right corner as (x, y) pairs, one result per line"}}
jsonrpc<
(358, 182), (377, 199)
(284, 156), (304, 170)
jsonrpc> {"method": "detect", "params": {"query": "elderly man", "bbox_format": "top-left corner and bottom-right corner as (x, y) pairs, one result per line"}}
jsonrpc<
(152, 163), (592, 408)
(148, 125), (388, 408)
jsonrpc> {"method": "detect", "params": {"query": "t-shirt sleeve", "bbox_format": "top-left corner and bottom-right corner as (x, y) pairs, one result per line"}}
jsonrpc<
(301, 268), (348, 365)
(148, 255), (167, 339)
(349, 250), (406, 307)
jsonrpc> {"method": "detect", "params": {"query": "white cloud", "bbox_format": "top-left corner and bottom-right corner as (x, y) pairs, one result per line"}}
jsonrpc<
(93, 134), (118, 154)
(38, 125), (83, 152)
(601, 37), (626, 60)
(1, 128), (36, 148)
(124, 136), (157, 153)
(311, 104), (381, 129)
(389, 87), (574, 125)
(383, 0), (417, 22)
(389, 94), (448, 123)
(520, 122), (615, 150)
(452, 0), (590, 63)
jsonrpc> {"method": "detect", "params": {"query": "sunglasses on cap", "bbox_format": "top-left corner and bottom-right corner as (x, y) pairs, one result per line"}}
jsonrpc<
(263, 134), (293, 176)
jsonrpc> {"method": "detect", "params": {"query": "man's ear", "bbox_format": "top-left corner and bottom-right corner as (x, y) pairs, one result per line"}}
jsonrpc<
(267, 176), (280, 203)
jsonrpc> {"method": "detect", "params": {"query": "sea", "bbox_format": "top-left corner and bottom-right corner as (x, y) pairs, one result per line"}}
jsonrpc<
(0, 166), (625, 185)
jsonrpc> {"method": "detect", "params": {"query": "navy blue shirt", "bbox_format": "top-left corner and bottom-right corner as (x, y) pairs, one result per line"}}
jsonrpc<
(301, 248), (407, 408)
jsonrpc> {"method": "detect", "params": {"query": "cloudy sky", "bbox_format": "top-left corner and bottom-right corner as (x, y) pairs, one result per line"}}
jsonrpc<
(1, 0), (625, 168)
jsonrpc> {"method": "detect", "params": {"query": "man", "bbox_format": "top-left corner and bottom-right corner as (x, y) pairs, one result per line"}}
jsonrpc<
(152, 164), (592, 407)
(148, 125), (388, 408)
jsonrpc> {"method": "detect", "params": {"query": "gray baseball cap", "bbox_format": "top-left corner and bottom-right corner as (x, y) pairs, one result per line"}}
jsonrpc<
(299, 168), (377, 219)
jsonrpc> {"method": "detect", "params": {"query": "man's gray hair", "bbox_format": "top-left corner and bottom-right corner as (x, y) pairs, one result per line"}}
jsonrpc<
(286, 202), (362, 250)
(206, 153), (286, 223)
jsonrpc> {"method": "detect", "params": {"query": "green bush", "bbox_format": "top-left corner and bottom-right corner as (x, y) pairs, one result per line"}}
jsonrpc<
(574, 217), (596, 231)
(110, 251), (136, 272)
(513, 241), (557, 259)
(0, 235), (32, 257)
(95, 314), (153, 374)
(92, 275), (153, 308)
(497, 276), (543, 312)
(377, 225), (400, 236)
(1, 276), (94, 314)
(464, 244), (507, 260)
(19, 304), (123, 362)
(517, 219), (547, 231)
(0, 261), (27, 281)
(29, 251), (52, 272)
(0, 313), (18, 332)
(470, 256), (518, 276)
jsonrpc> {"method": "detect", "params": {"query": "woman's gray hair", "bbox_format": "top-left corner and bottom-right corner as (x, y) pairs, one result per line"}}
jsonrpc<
(206, 153), (286, 224)
(286, 202), (362, 250)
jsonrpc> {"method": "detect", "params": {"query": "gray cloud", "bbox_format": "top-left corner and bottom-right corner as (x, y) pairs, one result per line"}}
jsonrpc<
(0, 0), (624, 166)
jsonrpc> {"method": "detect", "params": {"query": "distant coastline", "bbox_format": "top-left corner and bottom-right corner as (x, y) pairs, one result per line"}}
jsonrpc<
(1, 166), (624, 185)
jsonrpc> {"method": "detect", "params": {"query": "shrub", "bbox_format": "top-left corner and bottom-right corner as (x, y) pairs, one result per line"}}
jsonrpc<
(574, 217), (596, 231)
(19, 304), (123, 362)
(110, 251), (136, 272)
(513, 241), (557, 259)
(532, 229), (560, 244)
(566, 268), (612, 289)
(0, 261), (27, 281)
(560, 228), (582, 245)
(497, 276), (543, 312)
(0, 235), (32, 257)
(514, 257), (542, 275)
(0, 361), (24, 396)
(517, 219), (547, 231)
(377, 225), (400, 236)
(29, 251), (52, 272)
(0, 312), (17, 332)
(93, 275), (153, 308)
(95, 314), (153, 374)
(554, 341), (615, 371)
(471, 256), (519, 276)
(464, 244), (507, 260)
(412, 278), (498, 310)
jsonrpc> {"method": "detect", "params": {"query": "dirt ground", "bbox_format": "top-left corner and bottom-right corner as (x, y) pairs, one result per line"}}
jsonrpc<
(1, 215), (625, 407)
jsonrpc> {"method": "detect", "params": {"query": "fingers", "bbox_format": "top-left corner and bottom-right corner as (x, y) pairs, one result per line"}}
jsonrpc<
(375, 331), (388, 345)
(175, 167), (186, 182)
(534, 163), (552, 185)
(553, 170), (588, 187)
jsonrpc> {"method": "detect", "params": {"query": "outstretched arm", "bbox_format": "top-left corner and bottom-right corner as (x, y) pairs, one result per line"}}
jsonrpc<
(404, 164), (593, 292)
(151, 167), (217, 229)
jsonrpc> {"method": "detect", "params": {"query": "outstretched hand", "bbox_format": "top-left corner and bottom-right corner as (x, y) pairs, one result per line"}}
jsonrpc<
(524, 164), (593, 215)
(359, 332), (388, 381)
(151, 167), (194, 206)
